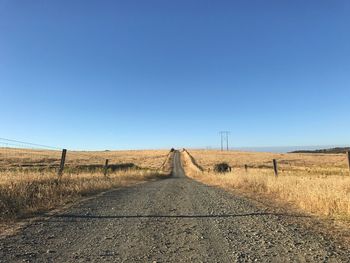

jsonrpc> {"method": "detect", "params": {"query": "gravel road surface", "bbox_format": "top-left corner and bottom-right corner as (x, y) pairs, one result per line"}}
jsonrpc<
(0, 151), (349, 262)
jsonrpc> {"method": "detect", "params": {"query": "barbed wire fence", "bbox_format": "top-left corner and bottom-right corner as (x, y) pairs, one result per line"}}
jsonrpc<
(4, 137), (348, 179)
(0, 138), (147, 179)
(0, 138), (63, 173)
(0, 138), (112, 178)
(192, 149), (350, 177)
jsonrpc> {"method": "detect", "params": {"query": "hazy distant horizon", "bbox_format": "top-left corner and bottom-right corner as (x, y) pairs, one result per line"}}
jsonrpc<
(1, 136), (349, 153)
(204, 145), (350, 153)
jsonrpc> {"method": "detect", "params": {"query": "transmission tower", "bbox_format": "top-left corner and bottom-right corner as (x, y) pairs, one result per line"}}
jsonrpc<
(219, 131), (230, 151)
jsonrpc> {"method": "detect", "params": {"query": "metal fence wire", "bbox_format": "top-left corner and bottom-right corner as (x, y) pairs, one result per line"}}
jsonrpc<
(0, 138), (143, 177)
(0, 138), (63, 172)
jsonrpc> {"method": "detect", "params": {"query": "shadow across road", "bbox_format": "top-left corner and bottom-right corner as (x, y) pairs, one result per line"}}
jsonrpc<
(53, 212), (311, 220)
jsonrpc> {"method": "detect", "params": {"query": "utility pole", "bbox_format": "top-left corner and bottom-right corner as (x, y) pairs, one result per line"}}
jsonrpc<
(219, 131), (230, 151)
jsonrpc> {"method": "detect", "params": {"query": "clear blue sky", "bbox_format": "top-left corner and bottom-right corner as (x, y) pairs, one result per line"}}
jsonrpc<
(1, 1), (349, 150)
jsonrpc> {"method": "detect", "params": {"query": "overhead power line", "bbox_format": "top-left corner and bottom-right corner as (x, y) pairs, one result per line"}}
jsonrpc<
(0, 137), (61, 150)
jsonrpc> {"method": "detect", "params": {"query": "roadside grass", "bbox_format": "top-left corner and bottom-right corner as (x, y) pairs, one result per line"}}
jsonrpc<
(0, 149), (170, 171)
(0, 149), (173, 221)
(0, 169), (167, 221)
(182, 150), (350, 220)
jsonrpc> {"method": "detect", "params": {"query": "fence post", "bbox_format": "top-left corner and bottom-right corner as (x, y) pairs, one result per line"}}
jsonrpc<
(58, 149), (67, 178)
(273, 159), (278, 177)
(104, 159), (109, 177)
(244, 164), (248, 173)
(347, 151), (350, 175)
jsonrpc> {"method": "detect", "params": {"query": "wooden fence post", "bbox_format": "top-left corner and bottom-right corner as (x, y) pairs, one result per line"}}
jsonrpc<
(104, 159), (109, 177)
(244, 164), (248, 173)
(273, 159), (278, 177)
(347, 151), (350, 175)
(58, 149), (67, 178)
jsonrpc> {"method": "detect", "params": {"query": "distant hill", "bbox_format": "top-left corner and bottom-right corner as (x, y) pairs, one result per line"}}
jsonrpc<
(290, 147), (350, 154)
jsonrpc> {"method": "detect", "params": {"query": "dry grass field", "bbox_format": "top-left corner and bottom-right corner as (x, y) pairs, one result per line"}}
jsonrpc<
(182, 150), (350, 220)
(0, 148), (170, 170)
(189, 149), (349, 176)
(0, 148), (172, 221)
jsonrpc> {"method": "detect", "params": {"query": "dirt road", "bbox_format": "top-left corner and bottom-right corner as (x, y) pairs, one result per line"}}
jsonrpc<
(1, 151), (349, 262)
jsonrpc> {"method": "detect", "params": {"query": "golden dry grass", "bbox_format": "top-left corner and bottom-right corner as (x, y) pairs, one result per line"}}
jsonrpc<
(0, 148), (170, 170)
(0, 149), (172, 221)
(0, 169), (166, 220)
(182, 150), (350, 220)
(189, 149), (349, 176)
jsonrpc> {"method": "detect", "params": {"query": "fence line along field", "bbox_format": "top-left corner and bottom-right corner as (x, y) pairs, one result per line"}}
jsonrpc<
(189, 149), (350, 176)
(0, 146), (172, 222)
(0, 147), (169, 171)
(182, 150), (350, 220)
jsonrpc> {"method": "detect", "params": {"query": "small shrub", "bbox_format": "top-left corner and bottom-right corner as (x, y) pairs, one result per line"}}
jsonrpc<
(214, 162), (231, 173)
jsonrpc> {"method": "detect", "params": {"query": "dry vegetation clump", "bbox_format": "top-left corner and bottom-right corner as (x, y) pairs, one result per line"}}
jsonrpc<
(182, 150), (203, 173)
(159, 150), (175, 175)
(182, 150), (350, 219)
